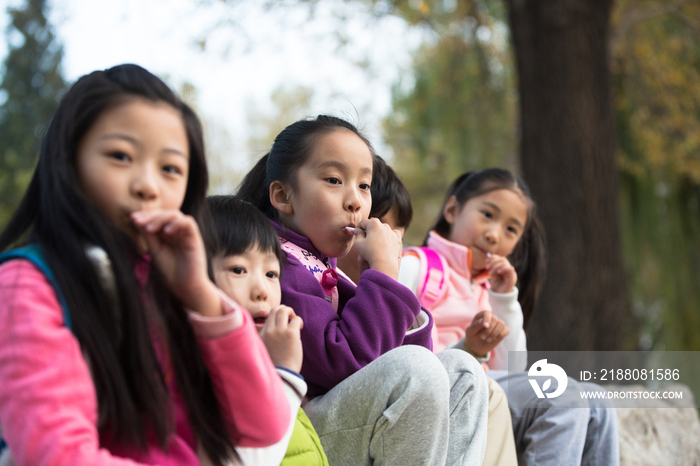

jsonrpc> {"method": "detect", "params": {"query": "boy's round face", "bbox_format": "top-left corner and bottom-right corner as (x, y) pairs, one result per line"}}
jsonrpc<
(212, 247), (281, 332)
(282, 129), (373, 259)
(75, 98), (189, 252)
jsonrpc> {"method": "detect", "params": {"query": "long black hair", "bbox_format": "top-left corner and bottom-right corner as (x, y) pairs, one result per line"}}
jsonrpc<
(427, 168), (546, 330)
(0, 64), (236, 463)
(237, 114), (374, 219)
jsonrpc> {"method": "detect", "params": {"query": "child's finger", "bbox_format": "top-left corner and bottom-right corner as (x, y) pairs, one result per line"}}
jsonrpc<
(485, 320), (505, 342)
(269, 308), (285, 329)
(288, 315), (304, 331)
(489, 325), (510, 345)
(259, 319), (272, 336)
(357, 218), (378, 234)
(132, 210), (180, 234)
(465, 316), (481, 338)
(481, 316), (505, 341)
(351, 226), (367, 239)
(468, 312), (493, 340)
(499, 326), (511, 339)
(159, 215), (196, 239)
(130, 209), (161, 225)
(131, 209), (172, 227)
(490, 257), (514, 276)
(486, 256), (504, 272)
(361, 218), (397, 241)
(273, 305), (296, 327)
(480, 311), (492, 329)
(276, 305), (300, 325)
(480, 323), (497, 340)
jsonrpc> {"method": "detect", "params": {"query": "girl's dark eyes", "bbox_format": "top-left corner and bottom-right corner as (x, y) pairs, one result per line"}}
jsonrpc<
(481, 210), (493, 219)
(507, 226), (519, 235)
(359, 183), (371, 190)
(327, 178), (341, 185)
(229, 267), (245, 275)
(266, 271), (279, 279)
(109, 151), (131, 162)
(163, 165), (183, 175)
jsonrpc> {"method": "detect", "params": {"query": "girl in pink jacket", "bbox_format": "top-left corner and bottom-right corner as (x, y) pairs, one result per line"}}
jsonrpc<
(0, 64), (289, 465)
(400, 169), (619, 466)
(400, 169), (546, 365)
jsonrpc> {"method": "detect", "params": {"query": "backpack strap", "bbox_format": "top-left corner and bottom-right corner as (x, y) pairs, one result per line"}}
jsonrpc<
(279, 238), (339, 312)
(402, 246), (448, 310)
(0, 245), (72, 330)
(0, 245), (74, 455)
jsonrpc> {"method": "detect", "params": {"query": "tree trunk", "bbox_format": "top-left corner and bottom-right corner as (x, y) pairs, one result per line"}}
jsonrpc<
(506, 0), (633, 350)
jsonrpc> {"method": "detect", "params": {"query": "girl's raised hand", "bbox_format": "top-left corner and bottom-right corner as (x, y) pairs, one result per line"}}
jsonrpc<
(464, 310), (510, 358)
(131, 209), (221, 317)
(259, 305), (304, 373)
(353, 218), (403, 280)
(486, 254), (517, 294)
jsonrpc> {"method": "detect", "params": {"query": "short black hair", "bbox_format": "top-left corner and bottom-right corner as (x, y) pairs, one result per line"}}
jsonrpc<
(370, 155), (413, 229)
(205, 195), (285, 270)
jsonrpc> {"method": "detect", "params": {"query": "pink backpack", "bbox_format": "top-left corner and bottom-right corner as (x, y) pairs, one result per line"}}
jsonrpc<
(402, 246), (449, 310)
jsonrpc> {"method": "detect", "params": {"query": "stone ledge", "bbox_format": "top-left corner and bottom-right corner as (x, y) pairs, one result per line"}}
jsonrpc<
(603, 384), (700, 465)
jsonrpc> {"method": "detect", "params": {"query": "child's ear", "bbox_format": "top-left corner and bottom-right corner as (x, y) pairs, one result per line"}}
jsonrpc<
(270, 181), (293, 215)
(443, 195), (460, 225)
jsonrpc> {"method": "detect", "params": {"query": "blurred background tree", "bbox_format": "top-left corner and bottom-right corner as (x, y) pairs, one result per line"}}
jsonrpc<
(612, 0), (700, 351)
(383, 1), (517, 245)
(0, 0), (66, 229)
(506, 0), (630, 351)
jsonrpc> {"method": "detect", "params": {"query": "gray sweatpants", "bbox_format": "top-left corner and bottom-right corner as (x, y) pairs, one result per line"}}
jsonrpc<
(304, 346), (489, 466)
(489, 370), (620, 466)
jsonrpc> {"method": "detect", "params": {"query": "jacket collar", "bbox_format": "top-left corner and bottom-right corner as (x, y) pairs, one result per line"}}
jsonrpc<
(426, 231), (490, 284)
(270, 220), (337, 268)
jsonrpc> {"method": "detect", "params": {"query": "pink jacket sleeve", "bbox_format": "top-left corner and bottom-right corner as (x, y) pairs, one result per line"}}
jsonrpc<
(0, 260), (144, 465)
(188, 291), (290, 448)
(0, 260), (289, 464)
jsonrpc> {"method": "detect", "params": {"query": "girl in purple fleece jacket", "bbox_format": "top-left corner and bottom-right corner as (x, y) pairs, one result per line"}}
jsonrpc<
(237, 115), (490, 466)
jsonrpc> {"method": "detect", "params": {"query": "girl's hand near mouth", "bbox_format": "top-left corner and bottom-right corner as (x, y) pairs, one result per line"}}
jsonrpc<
(259, 305), (304, 373)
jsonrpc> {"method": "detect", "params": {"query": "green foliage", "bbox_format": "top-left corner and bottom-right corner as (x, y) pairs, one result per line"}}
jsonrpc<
(620, 174), (700, 350)
(613, 1), (700, 182)
(364, 0), (505, 31)
(383, 1), (516, 246)
(613, 0), (700, 350)
(0, 0), (66, 229)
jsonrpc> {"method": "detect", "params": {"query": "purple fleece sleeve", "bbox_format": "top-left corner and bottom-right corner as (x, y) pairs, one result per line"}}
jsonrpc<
(280, 255), (432, 397)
